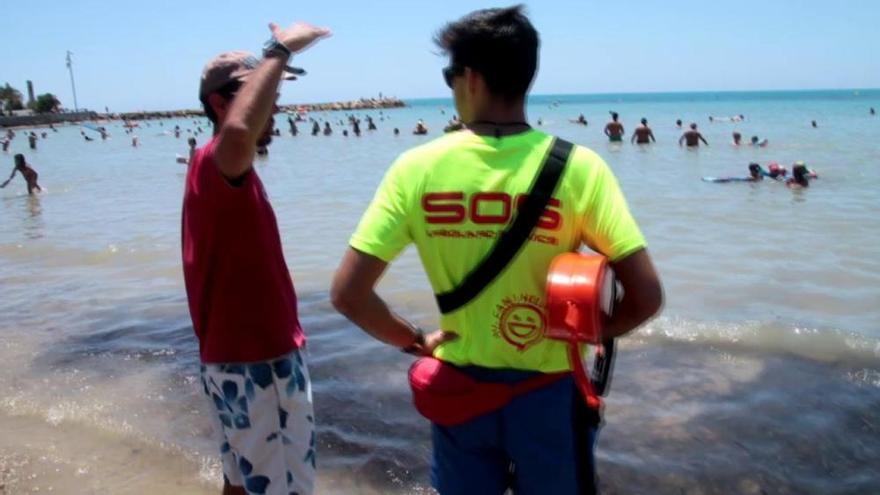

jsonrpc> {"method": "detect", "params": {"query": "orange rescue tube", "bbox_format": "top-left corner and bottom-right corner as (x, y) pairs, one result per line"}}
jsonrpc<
(545, 252), (616, 409)
(546, 252), (613, 344)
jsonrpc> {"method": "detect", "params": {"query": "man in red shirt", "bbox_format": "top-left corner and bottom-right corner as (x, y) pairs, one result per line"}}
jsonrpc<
(182, 20), (329, 495)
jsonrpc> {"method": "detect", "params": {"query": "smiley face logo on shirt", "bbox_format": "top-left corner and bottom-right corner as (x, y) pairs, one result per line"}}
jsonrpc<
(497, 300), (546, 351)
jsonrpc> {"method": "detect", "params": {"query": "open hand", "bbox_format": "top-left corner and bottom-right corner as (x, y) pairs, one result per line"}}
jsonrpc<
(269, 22), (331, 54)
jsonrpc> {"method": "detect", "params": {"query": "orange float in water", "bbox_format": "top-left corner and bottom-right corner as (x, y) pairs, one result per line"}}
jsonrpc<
(545, 252), (617, 409)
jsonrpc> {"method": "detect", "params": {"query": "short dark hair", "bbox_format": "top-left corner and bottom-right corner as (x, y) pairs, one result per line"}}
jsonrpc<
(434, 5), (539, 101)
(200, 79), (243, 125)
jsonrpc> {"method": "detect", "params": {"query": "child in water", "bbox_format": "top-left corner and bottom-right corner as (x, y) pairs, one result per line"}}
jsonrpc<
(787, 162), (811, 189)
(747, 163), (764, 180)
(1, 154), (42, 195)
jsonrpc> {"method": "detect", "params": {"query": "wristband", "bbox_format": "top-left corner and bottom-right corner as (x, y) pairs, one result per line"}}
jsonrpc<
(262, 37), (291, 60)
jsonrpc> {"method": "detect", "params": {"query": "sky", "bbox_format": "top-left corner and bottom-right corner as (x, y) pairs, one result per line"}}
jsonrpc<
(1, 0), (878, 112)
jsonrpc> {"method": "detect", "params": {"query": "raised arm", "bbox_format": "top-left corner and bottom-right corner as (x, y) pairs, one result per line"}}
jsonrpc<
(214, 22), (329, 179)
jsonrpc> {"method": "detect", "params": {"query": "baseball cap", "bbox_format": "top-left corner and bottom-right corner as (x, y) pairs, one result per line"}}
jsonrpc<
(199, 51), (306, 98)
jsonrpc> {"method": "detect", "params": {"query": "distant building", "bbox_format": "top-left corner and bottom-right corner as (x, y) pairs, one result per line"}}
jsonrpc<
(26, 81), (35, 106)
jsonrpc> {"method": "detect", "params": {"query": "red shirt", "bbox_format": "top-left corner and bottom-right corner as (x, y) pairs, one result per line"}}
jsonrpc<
(182, 137), (304, 363)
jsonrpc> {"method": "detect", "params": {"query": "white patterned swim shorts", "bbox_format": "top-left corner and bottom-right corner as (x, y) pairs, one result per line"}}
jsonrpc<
(201, 348), (316, 495)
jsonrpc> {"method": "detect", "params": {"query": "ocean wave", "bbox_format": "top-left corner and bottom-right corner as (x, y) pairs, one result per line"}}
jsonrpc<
(634, 316), (880, 366)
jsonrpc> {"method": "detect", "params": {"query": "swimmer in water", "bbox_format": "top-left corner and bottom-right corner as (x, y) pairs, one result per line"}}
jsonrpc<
(323, 122), (333, 135)
(393, 128), (400, 136)
(28, 132), (37, 150)
(311, 121), (320, 136)
(679, 123), (708, 147)
(413, 120), (428, 135)
(573, 114), (588, 126)
(177, 137), (198, 165)
(675, 119), (682, 128)
(187, 137), (197, 163)
(1, 154), (42, 195)
(747, 163), (764, 181)
(604, 112), (624, 142)
(444, 115), (464, 133)
(766, 162), (788, 179)
(786, 162), (810, 189)
(631, 118), (655, 144)
(732, 131), (742, 145)
(811, 120), (818, 128)
(750, 136), (768, 147)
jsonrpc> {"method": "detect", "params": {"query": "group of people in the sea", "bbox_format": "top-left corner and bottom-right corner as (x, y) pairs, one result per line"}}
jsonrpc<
(700, 160), (817, 188)
(587, 111), (778, 148)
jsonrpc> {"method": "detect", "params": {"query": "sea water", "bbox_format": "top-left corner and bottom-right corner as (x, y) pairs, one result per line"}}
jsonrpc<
(1, 89), (878, 494)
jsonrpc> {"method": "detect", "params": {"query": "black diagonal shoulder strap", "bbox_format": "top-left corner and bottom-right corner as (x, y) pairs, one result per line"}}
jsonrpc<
(435, 137), (574, 314)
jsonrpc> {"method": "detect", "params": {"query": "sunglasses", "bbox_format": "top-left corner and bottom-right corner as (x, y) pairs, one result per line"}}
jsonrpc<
(442, 65), (465, 88)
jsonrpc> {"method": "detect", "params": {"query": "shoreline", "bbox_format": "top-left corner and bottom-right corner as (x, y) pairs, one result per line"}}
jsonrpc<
(0, 97), (406, 129)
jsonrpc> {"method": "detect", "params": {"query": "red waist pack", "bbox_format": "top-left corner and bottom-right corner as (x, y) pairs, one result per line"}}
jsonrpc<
(408, 357), (568, 426)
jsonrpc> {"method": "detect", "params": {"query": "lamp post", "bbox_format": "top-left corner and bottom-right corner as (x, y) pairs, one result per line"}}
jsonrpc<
(66, 51), (79, 112)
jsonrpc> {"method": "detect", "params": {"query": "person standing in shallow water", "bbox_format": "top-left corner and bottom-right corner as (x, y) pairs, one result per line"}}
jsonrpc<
(182, 20), (330, 495)
(679, 123), (708, 147)
(604, 112), (624, 142)
(1, 154), (42, 195)
(331, 6), (662, 494)
(631, 118), (655, 144)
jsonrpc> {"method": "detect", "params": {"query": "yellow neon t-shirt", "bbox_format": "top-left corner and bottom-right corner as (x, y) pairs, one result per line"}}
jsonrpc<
(350, 129), (646, 372)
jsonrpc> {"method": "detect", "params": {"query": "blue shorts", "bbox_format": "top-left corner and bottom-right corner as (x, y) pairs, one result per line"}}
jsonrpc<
(430, 366), (599, 495)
